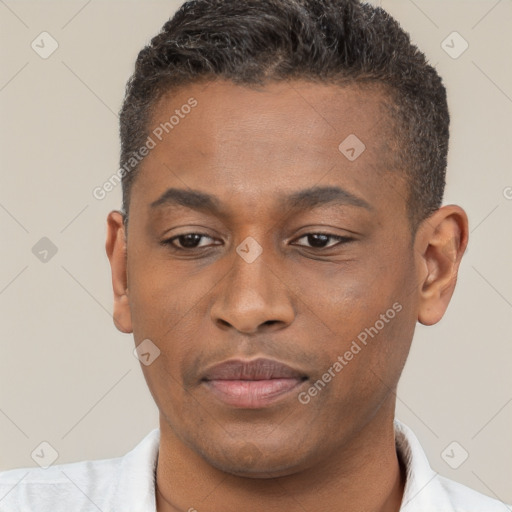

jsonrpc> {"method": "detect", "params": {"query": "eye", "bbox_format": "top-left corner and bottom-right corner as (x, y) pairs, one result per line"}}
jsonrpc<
(292, 233), (353, 249)
(161, 232), (352, 251)
(161, 233), (220, 250)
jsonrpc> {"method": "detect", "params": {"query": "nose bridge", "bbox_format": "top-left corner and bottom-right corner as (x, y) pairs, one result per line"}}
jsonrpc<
(211, 240), (294, 332)
(231, 248), (273, 301)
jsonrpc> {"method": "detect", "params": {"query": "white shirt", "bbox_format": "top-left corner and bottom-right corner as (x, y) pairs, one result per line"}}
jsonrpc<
(0, 420), (509, 511)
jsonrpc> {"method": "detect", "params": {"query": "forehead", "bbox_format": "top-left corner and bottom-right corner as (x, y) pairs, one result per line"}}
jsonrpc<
(130, 79), (406, 220)
(150, 79), (392, 154)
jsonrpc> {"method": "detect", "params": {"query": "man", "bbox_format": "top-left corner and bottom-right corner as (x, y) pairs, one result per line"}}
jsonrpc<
(0, 0), (509, 511)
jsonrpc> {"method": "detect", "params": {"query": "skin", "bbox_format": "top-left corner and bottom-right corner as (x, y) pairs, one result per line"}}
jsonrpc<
(106, 79), (468, 512)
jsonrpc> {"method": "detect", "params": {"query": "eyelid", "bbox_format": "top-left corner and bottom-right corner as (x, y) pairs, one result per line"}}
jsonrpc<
(160, 232), (219, 250)
(291, 233), (354, 248)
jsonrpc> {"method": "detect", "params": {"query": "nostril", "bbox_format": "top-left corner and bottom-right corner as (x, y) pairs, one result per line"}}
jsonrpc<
(215, 318), (233, 330)
(263, 320), (278, 326)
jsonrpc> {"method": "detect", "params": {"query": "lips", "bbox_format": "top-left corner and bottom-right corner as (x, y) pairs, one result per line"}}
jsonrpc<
(201, 358), (308, 408)
(202, 358), (306, 381)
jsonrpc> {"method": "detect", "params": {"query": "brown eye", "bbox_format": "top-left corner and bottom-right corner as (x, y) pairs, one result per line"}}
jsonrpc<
(293, 233), (353, 249)
(161, 233), (218, 250)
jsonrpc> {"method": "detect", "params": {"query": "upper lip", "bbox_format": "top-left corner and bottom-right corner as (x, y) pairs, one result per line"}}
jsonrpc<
(201, 358), (307, 381)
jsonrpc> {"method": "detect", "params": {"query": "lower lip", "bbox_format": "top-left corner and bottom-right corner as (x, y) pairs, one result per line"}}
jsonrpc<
(203, 378), (305, 408)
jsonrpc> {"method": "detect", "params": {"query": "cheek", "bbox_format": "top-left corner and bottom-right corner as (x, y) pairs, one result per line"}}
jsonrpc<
(288, 258), (387, 342)
(127, 254), (214, 340)
(127, 260), (220, 388)
(295, 255), (412, 384)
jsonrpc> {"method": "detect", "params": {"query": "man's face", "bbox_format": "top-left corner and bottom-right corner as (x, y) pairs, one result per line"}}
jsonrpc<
(120, 80), (421, 476)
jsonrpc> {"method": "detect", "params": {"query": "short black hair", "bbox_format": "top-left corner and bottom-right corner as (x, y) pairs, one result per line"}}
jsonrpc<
(119, 0), (449, 230)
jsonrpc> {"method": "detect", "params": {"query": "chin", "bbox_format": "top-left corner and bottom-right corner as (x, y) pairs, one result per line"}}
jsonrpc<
(198, 441), (312, 478)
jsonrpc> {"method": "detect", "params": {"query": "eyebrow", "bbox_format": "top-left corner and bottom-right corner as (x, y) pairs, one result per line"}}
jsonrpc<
(282, 186), (372, 212)
(149, 186), (372, 214)
(150, 188), (222, 212)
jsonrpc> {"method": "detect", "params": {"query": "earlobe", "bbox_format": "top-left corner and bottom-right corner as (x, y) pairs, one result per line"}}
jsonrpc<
(416, 205), (469, 326)
(105, 210), (133, 334)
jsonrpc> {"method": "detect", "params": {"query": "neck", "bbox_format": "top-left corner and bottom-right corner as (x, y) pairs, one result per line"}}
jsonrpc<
(155, 404), (405, 512)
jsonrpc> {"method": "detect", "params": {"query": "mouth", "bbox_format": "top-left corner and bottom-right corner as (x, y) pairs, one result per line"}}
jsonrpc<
(201, 357), (308, 409)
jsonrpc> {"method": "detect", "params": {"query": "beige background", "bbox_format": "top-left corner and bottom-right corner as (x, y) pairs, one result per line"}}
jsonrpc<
(1, 0), (511, 506)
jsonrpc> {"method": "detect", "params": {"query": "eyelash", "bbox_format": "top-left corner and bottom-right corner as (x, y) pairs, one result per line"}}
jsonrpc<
(160, 232), (353, 251)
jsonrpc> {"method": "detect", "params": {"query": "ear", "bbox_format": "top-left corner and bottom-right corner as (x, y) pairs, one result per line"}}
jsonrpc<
(105, 210), (133, 333)
(415, 205), (469, 326)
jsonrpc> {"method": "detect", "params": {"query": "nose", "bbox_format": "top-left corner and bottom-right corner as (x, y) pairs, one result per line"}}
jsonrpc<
(210, 249), (295, 334)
